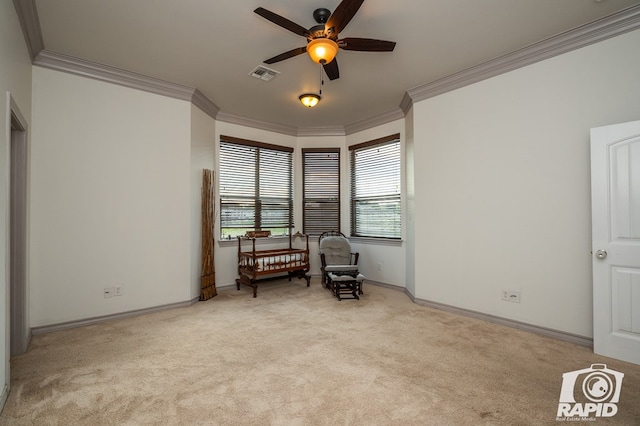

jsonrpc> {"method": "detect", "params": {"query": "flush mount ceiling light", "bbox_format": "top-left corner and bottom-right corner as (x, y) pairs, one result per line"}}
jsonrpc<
(299, 93), (321, 108)
(306, 38), (339, 65)
(299, 64), (325, 108)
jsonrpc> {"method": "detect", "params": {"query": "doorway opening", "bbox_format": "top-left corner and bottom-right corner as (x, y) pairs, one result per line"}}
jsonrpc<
(10, 105), (28, 357)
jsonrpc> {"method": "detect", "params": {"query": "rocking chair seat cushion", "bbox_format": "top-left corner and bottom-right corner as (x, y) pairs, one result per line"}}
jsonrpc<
(319, 236), (352, 265)
(324, 264), (359, 273)
(328, 272), (365, 282)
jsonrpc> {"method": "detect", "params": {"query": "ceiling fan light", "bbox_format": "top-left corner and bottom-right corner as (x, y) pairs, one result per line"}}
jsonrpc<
(307, 38), (338, 64)
(299, 93), (321, 108)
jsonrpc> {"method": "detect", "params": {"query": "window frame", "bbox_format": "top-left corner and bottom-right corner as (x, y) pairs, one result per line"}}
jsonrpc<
(349, 133), (401, 240)
(302, 148), (341, 236)
(219, 135), (294, 239)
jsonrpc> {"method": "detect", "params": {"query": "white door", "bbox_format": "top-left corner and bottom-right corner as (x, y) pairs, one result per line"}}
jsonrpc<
(591, 120), (640, 365)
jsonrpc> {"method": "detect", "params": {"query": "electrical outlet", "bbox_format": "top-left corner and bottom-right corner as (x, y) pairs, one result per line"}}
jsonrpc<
(114, 286), (122, 296)
(502, 290), (521, 303)
(377, 263), (382, 272)
(104, 287), (114, 298)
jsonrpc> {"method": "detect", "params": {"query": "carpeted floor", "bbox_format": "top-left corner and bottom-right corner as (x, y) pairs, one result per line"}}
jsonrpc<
(1, 279), (639, 425)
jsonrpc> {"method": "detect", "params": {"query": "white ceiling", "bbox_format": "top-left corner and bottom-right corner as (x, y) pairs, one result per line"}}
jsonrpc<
(32, 0), (640, 130)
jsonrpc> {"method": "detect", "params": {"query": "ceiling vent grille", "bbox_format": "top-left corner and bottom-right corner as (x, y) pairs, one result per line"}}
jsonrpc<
(249, 65), (280, 82)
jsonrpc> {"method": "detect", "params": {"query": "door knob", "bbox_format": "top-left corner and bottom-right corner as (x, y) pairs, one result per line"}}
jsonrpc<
(595, 250), (607, 259)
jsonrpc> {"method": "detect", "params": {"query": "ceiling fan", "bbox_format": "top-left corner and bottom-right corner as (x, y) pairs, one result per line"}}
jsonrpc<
(254, 0), (396, 81)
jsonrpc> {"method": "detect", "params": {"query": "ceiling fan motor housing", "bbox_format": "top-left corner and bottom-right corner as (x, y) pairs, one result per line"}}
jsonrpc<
(309, 8), (331, 39)
(313, 8), (331, 24)
(308, 24), (326, 40)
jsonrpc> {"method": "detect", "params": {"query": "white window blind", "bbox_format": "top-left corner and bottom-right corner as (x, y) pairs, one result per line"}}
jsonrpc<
(219, 136), (293, 238)
(302, 148), (340, 235)
(350, 134), (401, 239)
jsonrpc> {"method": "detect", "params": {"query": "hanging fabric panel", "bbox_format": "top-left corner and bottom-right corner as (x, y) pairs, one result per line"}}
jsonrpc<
(200, 169), (217, 301)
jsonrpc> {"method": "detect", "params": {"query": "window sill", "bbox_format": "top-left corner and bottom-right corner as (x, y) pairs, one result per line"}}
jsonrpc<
(218, 235), (291, 248)
(348, 237), (403, 247)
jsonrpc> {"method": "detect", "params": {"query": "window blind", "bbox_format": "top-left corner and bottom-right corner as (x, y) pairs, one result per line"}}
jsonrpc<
(302, 148), (340, 235)
(349, 134), (401, 239)
(219, 136), (293, 238)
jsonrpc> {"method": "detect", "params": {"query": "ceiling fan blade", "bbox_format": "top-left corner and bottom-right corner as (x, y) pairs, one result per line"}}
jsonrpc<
(264, 46), (308, 64)
(338, 38), (396, 52)
(323, 59), (340, 81)
(254, 7), (310, 38)
(325, 0), (365, 36)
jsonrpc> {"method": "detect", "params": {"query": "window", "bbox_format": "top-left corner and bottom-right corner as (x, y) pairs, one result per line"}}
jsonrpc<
(219, 136), (293, 238)
(350, 134), (401, 239)
(302, 148), (340, 235)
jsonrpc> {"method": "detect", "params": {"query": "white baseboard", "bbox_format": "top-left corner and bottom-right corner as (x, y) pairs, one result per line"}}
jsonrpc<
(362, 281), (592, 347)
(406, 292), (593, 348)
(1, 384), (8, 416)
(364, 280), (406, 292)
(31, 297), (199, 335)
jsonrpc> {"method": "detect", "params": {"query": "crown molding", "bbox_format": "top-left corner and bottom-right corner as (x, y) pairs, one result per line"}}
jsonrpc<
(297, 127), (346, 137)
(399, 92), (413, 116)
(216, 112), (347, 137)
(406, 4), (640, 105)
(215, 111), (299, 136)
(344, 107), (405, 135)
(34, 49), (196, 101)
(12, 0), (44, 61)
(191, 89), (220, 120)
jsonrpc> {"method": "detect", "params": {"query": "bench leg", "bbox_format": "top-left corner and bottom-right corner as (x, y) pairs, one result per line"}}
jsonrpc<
(237, 275), (257, 297)
(288, 270), (311, 287)
(352, 284), (360, 300)
(332, 281), (360, 301)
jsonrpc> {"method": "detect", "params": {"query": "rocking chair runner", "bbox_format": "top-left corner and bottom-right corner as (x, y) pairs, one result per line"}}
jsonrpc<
(318, 231), (364, 300)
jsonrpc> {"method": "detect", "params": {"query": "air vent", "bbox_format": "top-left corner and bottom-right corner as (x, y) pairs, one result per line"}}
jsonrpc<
(249, 65), (280, 82)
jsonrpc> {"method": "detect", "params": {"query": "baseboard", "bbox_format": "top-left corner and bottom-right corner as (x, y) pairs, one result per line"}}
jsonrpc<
(214, 284), (238, 291)
(31, 297), (199, 335)
(406, 292), (593, 348)
(1, 384), (8, 416)
(333, 280), (592, 347)
(364, 280), (406, 292)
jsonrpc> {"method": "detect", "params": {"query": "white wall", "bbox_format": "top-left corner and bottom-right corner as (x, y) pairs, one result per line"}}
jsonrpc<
(412, 29), (640, 338)
(0, 0), (33, 409)
(190, 105), (215, 299)
(404, 107), (415, 295)
(30, 68), (192, 326)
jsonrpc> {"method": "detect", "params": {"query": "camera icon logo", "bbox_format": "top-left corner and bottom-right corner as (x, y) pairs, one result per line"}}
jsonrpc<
(582, 369), (614, 402)
(557, 364), (624, 419)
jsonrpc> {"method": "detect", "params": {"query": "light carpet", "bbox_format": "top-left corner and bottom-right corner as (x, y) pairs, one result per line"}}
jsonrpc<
(1, 279), (639, 425)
